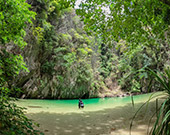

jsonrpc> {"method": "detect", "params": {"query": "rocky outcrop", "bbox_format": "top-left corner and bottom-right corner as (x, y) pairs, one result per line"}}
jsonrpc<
(5, 1), (122, 99)
(10, 4), (97, 99)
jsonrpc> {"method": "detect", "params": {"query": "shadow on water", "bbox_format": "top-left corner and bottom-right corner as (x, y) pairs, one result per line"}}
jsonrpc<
(26, 100), (162, 135)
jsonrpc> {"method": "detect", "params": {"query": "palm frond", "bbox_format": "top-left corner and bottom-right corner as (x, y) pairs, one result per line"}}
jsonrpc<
(147, 68), (170, 92)
(146, 68), (170, 135)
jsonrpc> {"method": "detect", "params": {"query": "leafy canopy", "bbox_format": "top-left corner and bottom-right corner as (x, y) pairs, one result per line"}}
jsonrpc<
(76, 0), (170, 46)
(0, 0), (36, 47)
(0, 0), (42, 134)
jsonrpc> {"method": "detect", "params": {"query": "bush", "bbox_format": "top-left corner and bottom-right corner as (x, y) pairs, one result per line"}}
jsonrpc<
(0, 87), (43, 135)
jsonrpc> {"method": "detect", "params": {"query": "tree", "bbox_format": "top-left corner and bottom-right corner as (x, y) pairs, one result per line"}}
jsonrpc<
(0, 0), (36, 47)
(0, 0), (43, 134)
(0, 0), (35, 93)
(76, 0), (170, 43)
(76, 1), (170, 134)
(76, 0), (170, 92)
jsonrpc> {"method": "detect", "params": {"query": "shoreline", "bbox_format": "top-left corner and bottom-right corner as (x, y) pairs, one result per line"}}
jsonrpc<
(15, 92), (165, 135)
(18, 91), (164, 100)
(25, 100), (159, 135)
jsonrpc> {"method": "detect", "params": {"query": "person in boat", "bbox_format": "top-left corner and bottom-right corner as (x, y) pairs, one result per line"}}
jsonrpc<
(78, 98), (84, 109)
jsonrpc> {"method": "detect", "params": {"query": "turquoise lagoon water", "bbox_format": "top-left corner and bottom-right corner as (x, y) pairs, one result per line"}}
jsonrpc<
(15, 92), (166, 135)
(16, 92), (164, 114)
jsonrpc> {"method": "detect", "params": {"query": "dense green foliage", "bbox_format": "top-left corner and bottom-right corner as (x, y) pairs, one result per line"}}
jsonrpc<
(0, 0), (35, 47)
(4, 0), (169, 99)
(0, 0), (43, 134)
(0, 95), (42, 135)
(148, 68), (170, 135)
(130, 68), (170, 135)
(1, 0), (169, 96)
(0, 0), (170, 134)
(15, 0), (98, 99)
(76, 1), (170, 134)
(76, 0), (170, 93)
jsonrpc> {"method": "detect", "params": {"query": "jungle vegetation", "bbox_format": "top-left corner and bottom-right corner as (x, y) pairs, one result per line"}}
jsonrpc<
(75, 0), (170, 134)
(0, 0), (170, 134)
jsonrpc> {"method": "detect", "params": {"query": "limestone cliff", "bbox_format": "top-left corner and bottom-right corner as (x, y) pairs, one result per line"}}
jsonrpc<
(6, 0), (121, 99)
(11, 1), (96, 99)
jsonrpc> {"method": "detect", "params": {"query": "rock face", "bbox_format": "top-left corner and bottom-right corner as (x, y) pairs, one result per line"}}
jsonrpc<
(12, 3), (96, 99)
(8, 1), (122, 99)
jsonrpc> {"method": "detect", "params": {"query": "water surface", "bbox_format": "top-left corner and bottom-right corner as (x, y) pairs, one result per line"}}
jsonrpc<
(16, 92), (165, 135)
(17, 92), (163, 113)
